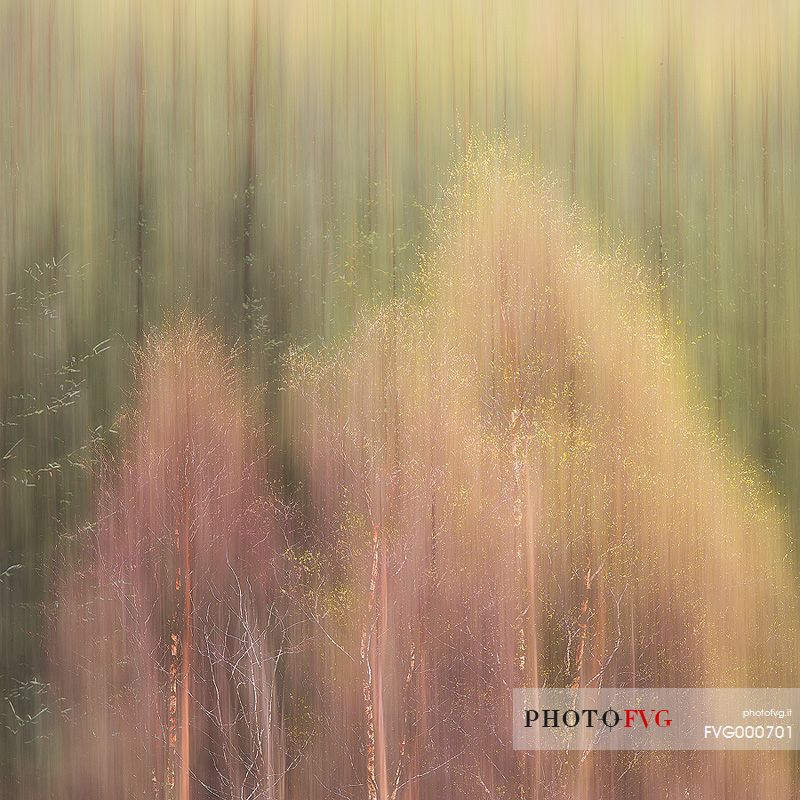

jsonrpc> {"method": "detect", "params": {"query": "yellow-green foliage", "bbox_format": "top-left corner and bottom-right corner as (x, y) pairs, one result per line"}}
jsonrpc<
(288, 142), (800, 797)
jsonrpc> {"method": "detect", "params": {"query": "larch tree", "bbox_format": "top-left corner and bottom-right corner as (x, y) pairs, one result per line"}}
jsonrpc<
(54, 320), (291, 800)
(287, 140), (800, 799)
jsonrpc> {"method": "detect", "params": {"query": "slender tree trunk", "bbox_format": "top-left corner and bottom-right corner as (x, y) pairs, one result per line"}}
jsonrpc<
(760, 59), (770, 463)
(168, 628), (178, 796)
(389, 641), (416, 800)
(136, 19), (145, 344)
(570, 13), (579, 199)
(570, 558), (592, 690)
(361, 527), (381, 800)
(179, 468), (192, 800)
(375, 536), (389, 800)
(243, 0), (258, 343)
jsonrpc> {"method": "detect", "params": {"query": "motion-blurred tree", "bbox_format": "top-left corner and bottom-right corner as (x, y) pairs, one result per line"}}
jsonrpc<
(54, 321), (292, 799)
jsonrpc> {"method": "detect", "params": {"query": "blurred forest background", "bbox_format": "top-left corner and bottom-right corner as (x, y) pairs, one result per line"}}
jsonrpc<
(1, 1), (800, 797)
